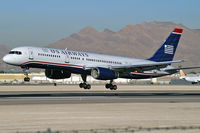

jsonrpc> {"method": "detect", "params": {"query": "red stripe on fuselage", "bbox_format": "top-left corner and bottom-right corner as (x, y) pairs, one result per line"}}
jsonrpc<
(22, 60), (83, 68)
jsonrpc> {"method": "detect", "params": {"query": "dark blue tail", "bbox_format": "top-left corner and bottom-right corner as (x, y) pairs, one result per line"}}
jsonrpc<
(148, 28), (183, 62)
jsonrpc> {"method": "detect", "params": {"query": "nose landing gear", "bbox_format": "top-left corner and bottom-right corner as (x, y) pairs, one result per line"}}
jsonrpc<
(24, 77), (30, 82)
(22, 67), (30, 82)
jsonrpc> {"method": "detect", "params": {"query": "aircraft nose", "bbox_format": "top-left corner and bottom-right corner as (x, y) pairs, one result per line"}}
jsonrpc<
(3, 55), (14, 64)
(3, 54), (23, 65)
(3, 55), (9, 63)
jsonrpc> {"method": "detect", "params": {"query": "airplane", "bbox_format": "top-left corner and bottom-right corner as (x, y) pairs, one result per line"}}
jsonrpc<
(179, 70), (200, 84)
(2, 28), (196, 90)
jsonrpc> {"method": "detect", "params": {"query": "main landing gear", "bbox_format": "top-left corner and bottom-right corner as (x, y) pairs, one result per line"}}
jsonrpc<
(79, 74), (91, 89)
(79, 75), (117, 90)
(22, 67), (30, 82)
(105, 80), (117, 90)
(79, 82), (91, 89)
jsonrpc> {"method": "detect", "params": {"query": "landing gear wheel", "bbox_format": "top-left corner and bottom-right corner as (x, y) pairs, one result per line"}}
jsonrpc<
(79, 83), (84, 88)
(24, 77), (30, 82)
(80, 74), (92, 89)
(22, 67), (30, 82)
(110, 85), (117, 90)
(87, 84), (91, 89)
(105, 84), (112, 89)
(105, 81), (117, 90)
(84, 84), (91, 89)
(105, 80), (118, 90)
(79, 83), (91, 89)
(112, 85), (117, 90)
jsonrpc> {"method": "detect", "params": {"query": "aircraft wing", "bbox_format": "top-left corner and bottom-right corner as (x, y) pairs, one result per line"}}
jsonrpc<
(165, 66), (200, 72)
(111, 60), (182, 72)
(85, 60), (182, 72)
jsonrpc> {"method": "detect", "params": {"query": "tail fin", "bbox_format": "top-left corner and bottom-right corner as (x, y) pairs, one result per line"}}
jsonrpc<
(179, 70), (186, 79)
(148, 28), (183, 62)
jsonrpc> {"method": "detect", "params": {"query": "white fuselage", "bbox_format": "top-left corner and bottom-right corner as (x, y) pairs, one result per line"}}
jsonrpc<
(181, 76), (200, 83)
(3, 46), (175, 79)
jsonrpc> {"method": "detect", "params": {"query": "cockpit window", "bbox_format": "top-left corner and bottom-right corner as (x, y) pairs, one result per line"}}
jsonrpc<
(9, 51), (22, 55)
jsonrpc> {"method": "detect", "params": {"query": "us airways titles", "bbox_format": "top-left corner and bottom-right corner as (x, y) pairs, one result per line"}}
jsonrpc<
(42, 48), (89, 57)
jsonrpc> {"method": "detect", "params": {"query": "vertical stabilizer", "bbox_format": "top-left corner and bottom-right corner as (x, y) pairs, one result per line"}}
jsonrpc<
(148, 28), (183, 62)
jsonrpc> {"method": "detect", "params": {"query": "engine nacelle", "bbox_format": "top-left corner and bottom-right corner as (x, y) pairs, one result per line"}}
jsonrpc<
(45, 69), (71, 79)
(91, 67), (118, 80)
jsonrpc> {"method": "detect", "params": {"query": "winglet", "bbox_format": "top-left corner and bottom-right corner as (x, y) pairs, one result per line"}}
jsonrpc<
(172, 28), (183, 34)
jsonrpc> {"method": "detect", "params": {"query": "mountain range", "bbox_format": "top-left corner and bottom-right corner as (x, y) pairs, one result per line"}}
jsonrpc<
(49, 21), (200, 69)
(1, 21), (200, 72)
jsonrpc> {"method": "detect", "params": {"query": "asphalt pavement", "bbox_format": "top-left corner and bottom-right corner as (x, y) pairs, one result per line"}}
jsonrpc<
(1, 90), (200, 105)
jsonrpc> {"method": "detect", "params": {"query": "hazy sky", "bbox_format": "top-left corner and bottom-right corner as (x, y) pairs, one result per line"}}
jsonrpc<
(0, 0), (199, 48)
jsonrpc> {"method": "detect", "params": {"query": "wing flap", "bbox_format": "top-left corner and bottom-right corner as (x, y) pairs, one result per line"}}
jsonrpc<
(112, 60), (182, 72)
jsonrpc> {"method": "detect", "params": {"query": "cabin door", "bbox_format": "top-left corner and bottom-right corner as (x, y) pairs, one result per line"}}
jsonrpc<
(65, 55), (70, 63)
(28, 48), (34, 60)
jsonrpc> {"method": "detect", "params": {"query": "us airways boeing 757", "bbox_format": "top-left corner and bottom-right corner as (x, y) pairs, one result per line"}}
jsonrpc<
(3, 28), (196, 90)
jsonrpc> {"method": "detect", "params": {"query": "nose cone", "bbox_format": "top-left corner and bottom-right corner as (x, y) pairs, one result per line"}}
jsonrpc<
(3, 55), (10, 64)
(3, 55), (16, 65)
(3, 54), (24, 66)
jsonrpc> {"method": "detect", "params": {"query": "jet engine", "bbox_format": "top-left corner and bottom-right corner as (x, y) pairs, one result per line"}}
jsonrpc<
(45, 69), (71, 79)
(91, 67), (118, 80)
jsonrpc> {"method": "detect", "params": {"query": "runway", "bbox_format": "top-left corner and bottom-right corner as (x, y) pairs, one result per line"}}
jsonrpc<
(1, 90), (200, 105)
(1, 86), (200, 133)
